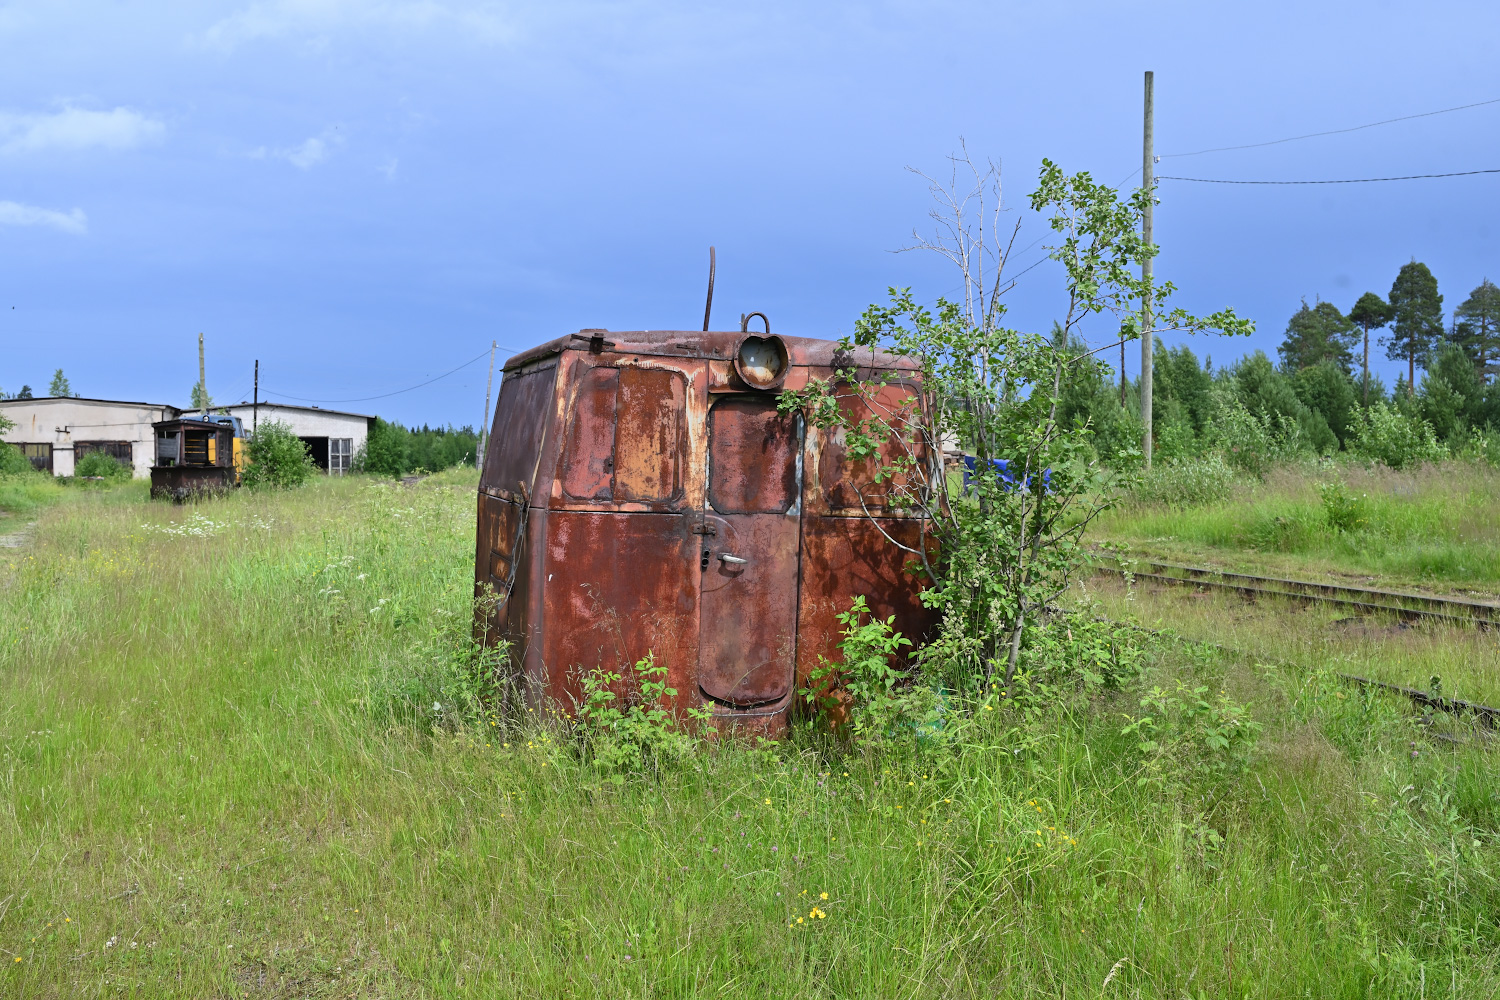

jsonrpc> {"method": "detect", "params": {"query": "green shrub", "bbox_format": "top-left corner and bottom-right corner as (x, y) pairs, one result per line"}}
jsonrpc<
(1348, 401), (1447, 470)
(1456, 427), (1500, 466)
(1132, 454), (1236, 508)
(73, 450), (132, 481)
(1316, 480), (1370, 533)
(1203, 392), (1300, 476)
(577, 653), (710, 775)
(240, 420), (317, 490)
(801, 595), (934, 745)
(355, 418), (479, 478)
(0, 441), (31, 477)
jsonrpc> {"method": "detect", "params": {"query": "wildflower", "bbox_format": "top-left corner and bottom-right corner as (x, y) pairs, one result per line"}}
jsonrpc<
(820, 892), (828, 900)
(764, 798), (771, 805)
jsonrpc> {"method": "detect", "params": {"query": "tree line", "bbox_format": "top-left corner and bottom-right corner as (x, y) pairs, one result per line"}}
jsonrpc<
(1059, 261), (1500, 469)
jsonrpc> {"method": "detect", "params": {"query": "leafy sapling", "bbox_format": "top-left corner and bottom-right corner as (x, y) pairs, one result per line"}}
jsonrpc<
(780, 150), (1250, 694)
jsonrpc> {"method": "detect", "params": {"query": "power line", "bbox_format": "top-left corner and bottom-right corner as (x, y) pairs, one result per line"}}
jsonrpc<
(1160, 167), (1500, 185)
(265, 346), (510, 404)
(1161, 96), (1500, 159)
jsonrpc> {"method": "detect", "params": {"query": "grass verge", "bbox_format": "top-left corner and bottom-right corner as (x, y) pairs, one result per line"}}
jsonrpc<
(1094, 459), (1500, 595)
(0, 473), (1496, 996)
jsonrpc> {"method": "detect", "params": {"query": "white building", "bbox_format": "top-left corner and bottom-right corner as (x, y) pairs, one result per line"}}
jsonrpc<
(221, 402), (374, 474)
(0, 397), (180, 478)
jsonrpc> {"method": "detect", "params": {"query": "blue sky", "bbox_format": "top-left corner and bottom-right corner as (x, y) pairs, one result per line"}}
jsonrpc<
(1, 0), (1497, 426)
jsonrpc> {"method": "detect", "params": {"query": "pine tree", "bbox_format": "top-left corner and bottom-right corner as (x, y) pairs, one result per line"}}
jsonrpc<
(48, 369), (73, 397)
(1348, 291), (1394, 406)
(1279, 299), (1357, 373)
(1383, 260), (1443, 394)
(1453, 278), (1500, 382)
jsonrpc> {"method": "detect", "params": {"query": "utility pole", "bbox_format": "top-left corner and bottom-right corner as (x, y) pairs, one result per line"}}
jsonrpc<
(1120, 338), (1126, 406)
(198, 332), (208, 418)
(1140, 70), (1155, 469)
(477, 340), (496, 469)
(253, 360), (260, 434)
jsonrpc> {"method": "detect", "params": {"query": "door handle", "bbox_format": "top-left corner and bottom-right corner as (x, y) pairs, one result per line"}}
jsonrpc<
(718, 553), (748, 565)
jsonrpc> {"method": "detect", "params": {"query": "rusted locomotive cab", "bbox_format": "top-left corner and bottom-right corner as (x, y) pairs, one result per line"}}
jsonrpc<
(475, 328), (935, 732)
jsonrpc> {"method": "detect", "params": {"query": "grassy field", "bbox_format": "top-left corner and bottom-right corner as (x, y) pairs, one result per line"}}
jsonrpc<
(1082, 571), (1500, 707)
(2, 473), (1498, 997)
(1093, 460), (1500, 597)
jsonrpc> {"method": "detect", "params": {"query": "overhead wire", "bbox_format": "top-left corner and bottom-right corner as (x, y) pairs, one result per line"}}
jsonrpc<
(1160, 96), (1500, 159)
(1113, 94), (1500, 188)
(1160, 167), (1500, 185)
(264, 345), (513, 405)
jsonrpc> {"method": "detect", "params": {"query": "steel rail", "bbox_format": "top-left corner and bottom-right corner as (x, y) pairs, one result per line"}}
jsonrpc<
(1102, 617), (1500, 730)
(1094, 559), (1500, 628)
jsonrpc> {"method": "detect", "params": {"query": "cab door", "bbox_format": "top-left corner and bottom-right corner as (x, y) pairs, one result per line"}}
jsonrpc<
(697, 396), (803, 707)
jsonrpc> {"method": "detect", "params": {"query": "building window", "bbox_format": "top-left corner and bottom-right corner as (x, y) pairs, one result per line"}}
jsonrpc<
(20, 443), (52, 474)
(330, 438), (353, 475)
(77, 441), (134, 466)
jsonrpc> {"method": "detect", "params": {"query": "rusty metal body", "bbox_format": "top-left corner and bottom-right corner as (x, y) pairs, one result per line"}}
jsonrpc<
(150, 417), (238, 501)
(475, 328), (936, 732)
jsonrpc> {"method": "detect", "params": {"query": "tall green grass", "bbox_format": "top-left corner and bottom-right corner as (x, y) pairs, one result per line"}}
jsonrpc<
(0, 471), (65, 518)
(1098, 459), (1500, 590)
(0, 474), (1496, 996)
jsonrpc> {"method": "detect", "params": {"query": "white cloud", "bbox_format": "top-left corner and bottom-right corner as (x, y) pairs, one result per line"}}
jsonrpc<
(199, 0), (515, 50)
(0, 107), (165, 155)
(0, 200), (87, 235)
(250, 127), (343, 169)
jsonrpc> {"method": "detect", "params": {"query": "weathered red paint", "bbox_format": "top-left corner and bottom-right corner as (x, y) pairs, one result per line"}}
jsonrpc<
(475, 329), (936, 733)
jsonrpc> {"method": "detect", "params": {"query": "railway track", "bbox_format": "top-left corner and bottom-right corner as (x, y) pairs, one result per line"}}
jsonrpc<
(1095, 558), (1500, 628)
(1093, 558), (1500, 730)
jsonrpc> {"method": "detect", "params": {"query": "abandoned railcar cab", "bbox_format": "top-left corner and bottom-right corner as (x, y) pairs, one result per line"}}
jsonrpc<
(475, 326), (935, 732)
(150, 415), (243, 500)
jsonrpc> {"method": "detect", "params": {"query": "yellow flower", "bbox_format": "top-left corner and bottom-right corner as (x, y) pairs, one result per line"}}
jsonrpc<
(797, 917), (804, 924)
(764, 798), (772, 805)
(820, 892), (828, 900)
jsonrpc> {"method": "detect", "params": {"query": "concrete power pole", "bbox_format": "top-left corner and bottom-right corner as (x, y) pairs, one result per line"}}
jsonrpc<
(198, 332), (208, 418)
(1140, 70), (1155, 469)
(477, 340), (497, 470)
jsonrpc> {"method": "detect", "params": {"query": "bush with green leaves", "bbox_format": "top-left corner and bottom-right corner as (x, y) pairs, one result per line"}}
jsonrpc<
(240, 420), (318, 490)
(576, 653), (710, 776)
(73, 450), (132, 481)
(780, 152), (1249, 696)
(0, 441), (32, 477)
(1456, 427), (1500, 466)
(1348, 401), (1447, 470)
(1131, 453), (1236, 509)
(355, 418), (478, 478)
(1121, 678), (1262, 793)
(1316, 480), (1371, 533)
(799, 595), (936, 745)
(1202, 390), (1303, 476)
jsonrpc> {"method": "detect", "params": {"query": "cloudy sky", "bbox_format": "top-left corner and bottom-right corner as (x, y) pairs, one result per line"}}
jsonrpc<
(1, 0), (1497, 426)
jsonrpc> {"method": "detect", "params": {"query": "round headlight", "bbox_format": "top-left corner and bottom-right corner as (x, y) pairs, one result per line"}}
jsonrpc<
(734, 335), (789, 390)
